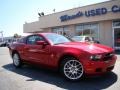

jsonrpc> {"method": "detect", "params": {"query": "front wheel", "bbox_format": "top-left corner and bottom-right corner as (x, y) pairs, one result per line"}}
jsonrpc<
(12, 53), (22, 68)
(60, 57), (84, 81)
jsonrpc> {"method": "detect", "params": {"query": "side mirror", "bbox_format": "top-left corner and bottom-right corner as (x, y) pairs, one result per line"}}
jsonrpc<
(36, 41), (48, 45)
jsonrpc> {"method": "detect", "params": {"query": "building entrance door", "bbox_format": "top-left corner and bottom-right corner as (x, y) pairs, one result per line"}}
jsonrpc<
(52, 27), (72, 37)
(114, 28), (120, 49)
(57, 29), (63, 35)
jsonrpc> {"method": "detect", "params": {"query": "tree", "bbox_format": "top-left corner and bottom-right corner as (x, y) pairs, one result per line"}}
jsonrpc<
(13, 33), (20, 38)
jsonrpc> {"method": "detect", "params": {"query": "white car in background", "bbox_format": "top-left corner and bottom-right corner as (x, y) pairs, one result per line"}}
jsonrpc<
(71, 36), (100, 43)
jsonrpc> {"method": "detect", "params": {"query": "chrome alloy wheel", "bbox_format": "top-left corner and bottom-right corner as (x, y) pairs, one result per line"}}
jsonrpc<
(64, 60), (83, 80)
(13, 53), (20, 66)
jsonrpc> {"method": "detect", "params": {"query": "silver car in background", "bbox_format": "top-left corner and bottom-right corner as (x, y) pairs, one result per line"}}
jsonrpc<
(71, 36), (100, 43)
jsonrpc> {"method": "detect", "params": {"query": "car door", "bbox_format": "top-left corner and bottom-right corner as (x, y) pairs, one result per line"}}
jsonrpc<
(24, 35), (51, 65)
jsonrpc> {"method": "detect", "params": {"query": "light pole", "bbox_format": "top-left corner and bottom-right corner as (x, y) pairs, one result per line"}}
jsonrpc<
(0, 31), (3, 42)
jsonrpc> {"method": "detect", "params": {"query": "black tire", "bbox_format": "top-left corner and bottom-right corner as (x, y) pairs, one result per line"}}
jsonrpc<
(12, 52), (22, 68)
(60, 57), (84, 81)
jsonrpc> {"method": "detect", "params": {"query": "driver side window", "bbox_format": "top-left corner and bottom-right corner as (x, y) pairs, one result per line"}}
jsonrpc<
(27, 35), (45, 45)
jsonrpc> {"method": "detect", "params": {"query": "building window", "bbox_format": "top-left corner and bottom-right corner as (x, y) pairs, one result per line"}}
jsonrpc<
(83, 24), (91, 36)
(76, 23), (99, 40)
(113, 20), (120, 27)
(52, 26), (72, 38)
(52, 27), (63, 35)
(76, 25), (83, 36)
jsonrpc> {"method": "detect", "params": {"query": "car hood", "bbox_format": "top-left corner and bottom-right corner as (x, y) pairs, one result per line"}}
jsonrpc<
(57, 42), (114, 54)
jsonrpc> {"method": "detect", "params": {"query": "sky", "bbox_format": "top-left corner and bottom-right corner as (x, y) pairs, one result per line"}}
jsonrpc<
(0, 0), (109, 37)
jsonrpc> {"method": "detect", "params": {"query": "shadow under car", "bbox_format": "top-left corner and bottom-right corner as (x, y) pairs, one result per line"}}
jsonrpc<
(2, 63), (118, 90)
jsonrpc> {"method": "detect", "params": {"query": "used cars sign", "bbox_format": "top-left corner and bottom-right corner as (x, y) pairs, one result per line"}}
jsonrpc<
(60, 5), (120, 22)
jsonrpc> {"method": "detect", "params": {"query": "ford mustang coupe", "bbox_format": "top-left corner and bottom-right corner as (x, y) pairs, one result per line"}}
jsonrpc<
(9, 33), (117, 81)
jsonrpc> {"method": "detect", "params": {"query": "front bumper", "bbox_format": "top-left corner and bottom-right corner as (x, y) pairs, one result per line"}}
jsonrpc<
(83, 55), (117, 75)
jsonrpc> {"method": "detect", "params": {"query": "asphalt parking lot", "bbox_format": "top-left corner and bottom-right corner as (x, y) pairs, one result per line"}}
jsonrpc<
(0, 47), (120, 90)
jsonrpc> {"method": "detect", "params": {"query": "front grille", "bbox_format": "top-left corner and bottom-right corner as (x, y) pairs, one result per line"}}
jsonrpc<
(103, 52), (114, 61)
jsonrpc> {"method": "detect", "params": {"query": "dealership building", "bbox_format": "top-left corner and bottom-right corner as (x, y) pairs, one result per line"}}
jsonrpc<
(24, 0), (120, 49)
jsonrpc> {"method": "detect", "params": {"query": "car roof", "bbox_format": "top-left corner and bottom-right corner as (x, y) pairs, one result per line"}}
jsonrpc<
(33, 33), (57, 36)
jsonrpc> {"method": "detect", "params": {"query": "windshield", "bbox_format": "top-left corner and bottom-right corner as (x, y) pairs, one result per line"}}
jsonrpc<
(45, 33), (71, 45)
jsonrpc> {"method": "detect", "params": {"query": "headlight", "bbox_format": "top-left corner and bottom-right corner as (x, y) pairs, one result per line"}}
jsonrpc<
(90, 55), (102, 60)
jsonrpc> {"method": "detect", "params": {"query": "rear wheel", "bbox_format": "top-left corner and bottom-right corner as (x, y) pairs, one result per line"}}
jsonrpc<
(60, 57), (84, 81)
(12, 53), (22, 68)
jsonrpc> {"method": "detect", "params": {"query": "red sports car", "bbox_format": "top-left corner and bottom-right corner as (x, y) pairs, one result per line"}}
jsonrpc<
(9, 33), (117, 81)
